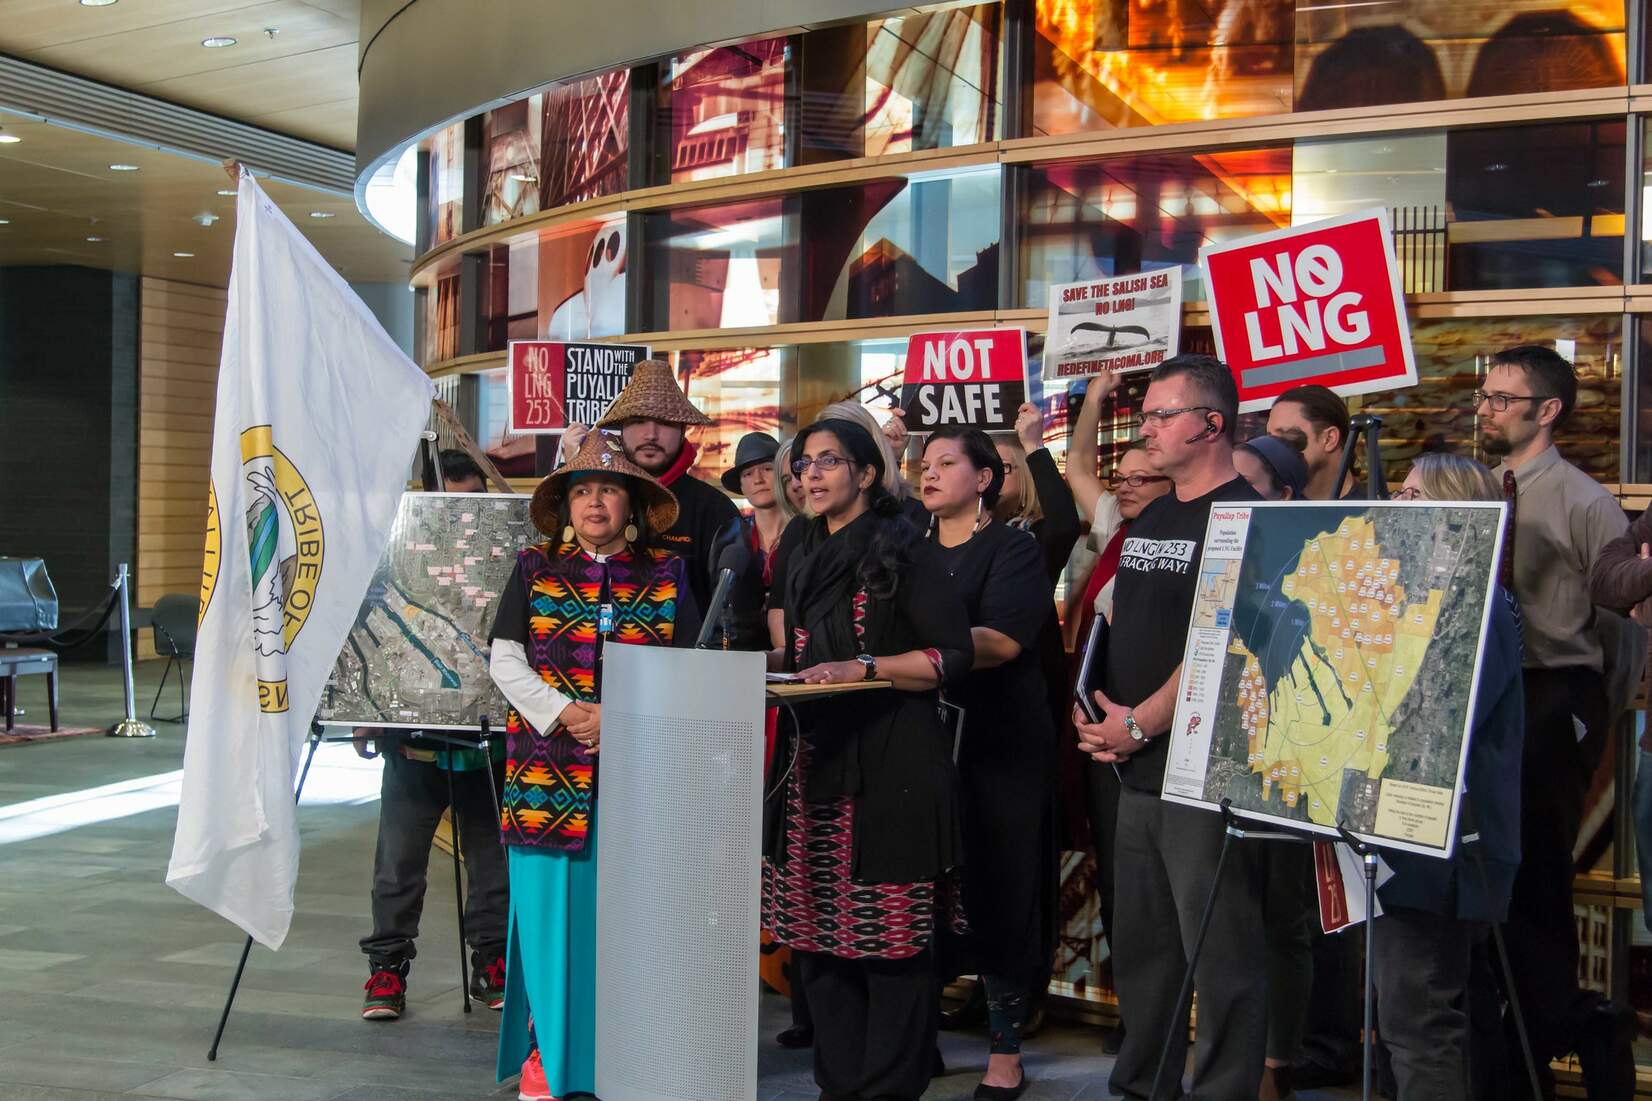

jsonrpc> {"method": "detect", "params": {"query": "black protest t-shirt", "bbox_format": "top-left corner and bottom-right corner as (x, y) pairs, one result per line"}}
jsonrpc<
(1106, 475), (1260, 793)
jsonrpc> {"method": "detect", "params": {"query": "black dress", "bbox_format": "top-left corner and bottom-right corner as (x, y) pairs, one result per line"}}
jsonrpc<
(933, 520), (1056, 988)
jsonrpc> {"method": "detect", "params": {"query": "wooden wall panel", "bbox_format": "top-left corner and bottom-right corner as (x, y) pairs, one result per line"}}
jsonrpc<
(137, 276), (225, 660)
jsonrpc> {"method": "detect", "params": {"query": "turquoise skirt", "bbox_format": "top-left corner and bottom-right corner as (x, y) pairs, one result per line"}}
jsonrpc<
(496, 833), (598, 1094)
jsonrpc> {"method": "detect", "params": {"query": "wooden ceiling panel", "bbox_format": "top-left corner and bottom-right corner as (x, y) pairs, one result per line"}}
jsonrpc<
(0, 0), (364, 152)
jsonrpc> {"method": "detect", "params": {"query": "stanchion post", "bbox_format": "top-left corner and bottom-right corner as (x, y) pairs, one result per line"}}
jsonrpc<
(107, 562), (156, 738)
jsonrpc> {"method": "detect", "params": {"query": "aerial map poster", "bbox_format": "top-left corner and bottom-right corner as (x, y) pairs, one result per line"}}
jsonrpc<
(1161, 500), (1506, 857)
(316, 492), (537, 731)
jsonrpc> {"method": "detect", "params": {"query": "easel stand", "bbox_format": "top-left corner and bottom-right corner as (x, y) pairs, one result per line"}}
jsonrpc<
(1147, 802), (1375, 1101)
(208, 716), (504, 1060)
(1332, 823), (1380, 1101)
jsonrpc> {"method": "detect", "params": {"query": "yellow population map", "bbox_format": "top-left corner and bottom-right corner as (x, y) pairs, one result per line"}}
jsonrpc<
(1163, 501), (1504, 853)
(1233, 516), (1441, 829)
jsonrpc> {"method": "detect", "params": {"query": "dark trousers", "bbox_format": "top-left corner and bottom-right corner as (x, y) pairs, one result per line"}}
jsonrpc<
(1110, 786), (1267, 1101)
(1084, 760), (1122, 938)
(1296, 928), (1362, 1074)
(359, 750), (509, 966)
(1261, 843), (1315, 1063)
(1502, 666), (1608, 1083)
(799, 949), (937, 1101)
(1371, 906), (1473, 1101)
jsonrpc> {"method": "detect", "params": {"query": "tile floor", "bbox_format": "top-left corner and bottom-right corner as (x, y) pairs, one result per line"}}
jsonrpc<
(0, 660), (1362, 1100)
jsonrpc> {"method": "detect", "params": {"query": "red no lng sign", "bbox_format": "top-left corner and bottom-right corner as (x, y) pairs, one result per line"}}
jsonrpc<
(1200, 209), (1416, 412)
(900, 328), (1027, 432)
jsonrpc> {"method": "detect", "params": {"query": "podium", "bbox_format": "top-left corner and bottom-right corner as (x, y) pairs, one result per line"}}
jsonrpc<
(595, 644), (767, 1101)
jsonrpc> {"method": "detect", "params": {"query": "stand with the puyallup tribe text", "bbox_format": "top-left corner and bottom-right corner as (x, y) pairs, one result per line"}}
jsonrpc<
(206, 717), (504, 1061)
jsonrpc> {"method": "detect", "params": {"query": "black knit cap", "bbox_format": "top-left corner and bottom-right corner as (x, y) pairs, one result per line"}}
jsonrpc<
(792, 417), (887, 487)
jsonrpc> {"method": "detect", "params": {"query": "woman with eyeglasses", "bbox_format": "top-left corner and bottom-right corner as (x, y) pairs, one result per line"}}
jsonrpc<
(762, 417), (974, 1101)
(919, 426), (1055, 1101)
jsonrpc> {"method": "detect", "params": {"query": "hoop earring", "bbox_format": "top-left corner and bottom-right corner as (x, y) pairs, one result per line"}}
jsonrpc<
(561, 524), (575, 544)
(624, 517), (640, 544)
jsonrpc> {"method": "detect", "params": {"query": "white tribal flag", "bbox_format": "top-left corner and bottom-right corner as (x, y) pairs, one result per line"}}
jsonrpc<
(166, 173), (433, 948)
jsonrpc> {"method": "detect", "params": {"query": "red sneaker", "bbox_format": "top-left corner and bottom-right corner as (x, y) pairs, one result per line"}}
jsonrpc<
(361, 966), (407, 1021)
(471, 954), (506, 1011)
(518, 1048), (558, 1101)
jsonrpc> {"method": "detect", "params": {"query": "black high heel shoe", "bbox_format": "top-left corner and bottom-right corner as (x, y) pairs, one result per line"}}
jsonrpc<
(972, 1066), (1029, 1101)
(940, 982), (987, 1030)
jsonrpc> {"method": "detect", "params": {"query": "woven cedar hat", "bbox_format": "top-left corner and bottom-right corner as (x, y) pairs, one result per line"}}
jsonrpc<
(529, 432), (679, 539)
(595, 359), (712, 428)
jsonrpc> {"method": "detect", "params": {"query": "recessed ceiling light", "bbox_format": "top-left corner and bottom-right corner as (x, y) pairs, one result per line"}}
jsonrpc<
(195, 213), (219, 226)
(216, 189), (237, 197)
(0, 219), (10, 225)
(80, 0), (120, 6)
(0, 134), (20, 145)
(309, 211), (336, 219)
(201, 36), (237, 48)
(173, 251), (194, 258)
(86, 235), (104, 242)
(108, 163), (139, 171)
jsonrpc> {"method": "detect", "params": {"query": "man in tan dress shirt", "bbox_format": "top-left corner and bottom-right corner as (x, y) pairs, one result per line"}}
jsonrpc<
(1480, 344), (1633, 1100)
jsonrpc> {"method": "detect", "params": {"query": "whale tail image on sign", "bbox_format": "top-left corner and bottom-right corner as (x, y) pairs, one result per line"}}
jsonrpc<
(1200, 208), (1417, 413)
(899, 327), (1029, 432)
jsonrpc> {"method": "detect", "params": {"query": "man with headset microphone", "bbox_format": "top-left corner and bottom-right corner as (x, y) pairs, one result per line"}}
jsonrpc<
(1073, 356), (1266, 1100)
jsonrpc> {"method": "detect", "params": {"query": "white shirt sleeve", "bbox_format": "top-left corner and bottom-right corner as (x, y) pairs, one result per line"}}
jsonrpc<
(489, 640), (574, 735)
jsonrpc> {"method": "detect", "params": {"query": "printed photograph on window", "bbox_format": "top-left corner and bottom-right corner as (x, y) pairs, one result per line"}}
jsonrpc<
(802, 167), (1001, 322)
(641, 199), (784, 331)
(864, 6), (999, 156)
(1031, 0), (1624, 136)
(540, 215), (629, 340)
(481, 97), (542, 226)
(426, 122), (465, 246)
(659, 38), (787, 183)
(676, 349), (789, 481)
(540, 70), (630, 208)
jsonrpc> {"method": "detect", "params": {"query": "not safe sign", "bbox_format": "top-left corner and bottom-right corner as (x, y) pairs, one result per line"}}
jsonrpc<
(900, 328), (1027, 432)
(507, 341), (651, 433)
(1200, 209), (1416, 413)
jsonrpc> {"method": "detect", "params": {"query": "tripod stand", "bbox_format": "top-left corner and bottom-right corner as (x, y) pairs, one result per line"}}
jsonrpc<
(1332, 413), (1388, 500)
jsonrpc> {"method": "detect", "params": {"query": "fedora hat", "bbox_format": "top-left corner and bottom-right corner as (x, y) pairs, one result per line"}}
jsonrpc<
(530, 432), (679, 539)
(595, 359), (712, 428)
(720, 432), (781, 492)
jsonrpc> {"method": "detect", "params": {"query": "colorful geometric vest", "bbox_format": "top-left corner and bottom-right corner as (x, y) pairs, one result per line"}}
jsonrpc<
(499, 540), (685, 851)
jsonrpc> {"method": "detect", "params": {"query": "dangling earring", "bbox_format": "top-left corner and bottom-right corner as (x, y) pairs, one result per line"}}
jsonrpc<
(927, 511), (937, 538)
(624, 515), (640, 544)
(561, 524), (575, 544)
(974, 495), (984, 530)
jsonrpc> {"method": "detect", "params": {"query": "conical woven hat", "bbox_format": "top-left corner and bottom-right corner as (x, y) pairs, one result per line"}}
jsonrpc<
(529, 432), (679, 539)
(595, 359), (712, 427)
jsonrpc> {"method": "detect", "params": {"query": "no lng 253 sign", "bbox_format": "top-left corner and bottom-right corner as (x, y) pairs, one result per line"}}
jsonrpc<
(1200, 209), (1416, 413)
(900, 328), (1028, 432)
(507, 341), (650, 433)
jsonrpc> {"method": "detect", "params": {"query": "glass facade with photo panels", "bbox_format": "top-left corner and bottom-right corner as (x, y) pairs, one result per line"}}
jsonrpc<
(479, 70), (631, 226)
(1031, 0), (1625, 136)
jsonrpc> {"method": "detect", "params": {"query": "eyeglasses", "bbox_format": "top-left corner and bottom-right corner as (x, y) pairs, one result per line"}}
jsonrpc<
(1107, 472), (1171, 489)
(1138, 404), (1213, 425)
(1470, 390), (1543, 412)
(1391, 486), (1422, 501)
(792, 453), (850, 474)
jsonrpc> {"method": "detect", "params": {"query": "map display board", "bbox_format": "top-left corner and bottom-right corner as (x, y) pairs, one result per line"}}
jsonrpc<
(316, 492), (537, 730)
(1161, 501), (1505, 856)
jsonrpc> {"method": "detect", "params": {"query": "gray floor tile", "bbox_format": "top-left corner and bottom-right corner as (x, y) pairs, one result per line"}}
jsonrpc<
(0, 1054), (172, 1094)
(127, 1069), (348, 1101)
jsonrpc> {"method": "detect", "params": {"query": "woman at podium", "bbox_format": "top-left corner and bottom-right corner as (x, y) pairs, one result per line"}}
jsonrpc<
(487, 434), (702, 1101)
(763, 417), (974, 1101)
(920, 426), (1054, 1101)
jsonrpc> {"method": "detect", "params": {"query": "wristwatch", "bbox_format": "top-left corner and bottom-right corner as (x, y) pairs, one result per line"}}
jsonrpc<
(1123, 710), (1144, 741)
(855, 654), (878, 681)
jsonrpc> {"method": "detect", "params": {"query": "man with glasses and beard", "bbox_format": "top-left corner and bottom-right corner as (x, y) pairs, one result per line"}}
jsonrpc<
(1478, 344), (1636, 1100)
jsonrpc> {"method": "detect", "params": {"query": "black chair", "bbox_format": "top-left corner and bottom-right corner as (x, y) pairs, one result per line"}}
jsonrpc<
(149, 593), (198, 722)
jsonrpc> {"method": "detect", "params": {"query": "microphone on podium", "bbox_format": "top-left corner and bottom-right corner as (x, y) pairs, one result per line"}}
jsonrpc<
(695, 532), (751, 649)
